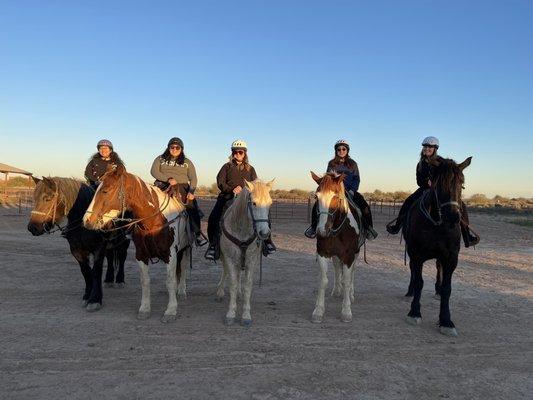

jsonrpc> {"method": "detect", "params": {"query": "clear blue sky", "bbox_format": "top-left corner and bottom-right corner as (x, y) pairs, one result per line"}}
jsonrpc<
(1, 0), (532, 197)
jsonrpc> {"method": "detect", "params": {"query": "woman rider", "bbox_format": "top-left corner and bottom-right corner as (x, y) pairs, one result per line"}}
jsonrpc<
(204, 139), (276, 261)
(84, 139), (124, 190)
(386, 136), (480, 247)
(150, 137), (208, 247)
(305, 139), (378, 240)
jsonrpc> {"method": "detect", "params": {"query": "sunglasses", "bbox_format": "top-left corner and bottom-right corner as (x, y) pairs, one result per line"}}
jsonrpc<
(336, 147), (348, 152)
(169, 145), (181, 150)
(233, 150), (245, 155)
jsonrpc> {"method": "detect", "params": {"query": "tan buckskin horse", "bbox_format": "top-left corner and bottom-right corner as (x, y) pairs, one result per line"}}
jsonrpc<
(216, 179), (274, 327)
(83, 164), (191, 323)
(310, 171), (365, 323)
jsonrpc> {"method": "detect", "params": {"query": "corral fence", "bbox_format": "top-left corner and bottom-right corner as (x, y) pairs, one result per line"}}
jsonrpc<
(1, 188), (401, 221)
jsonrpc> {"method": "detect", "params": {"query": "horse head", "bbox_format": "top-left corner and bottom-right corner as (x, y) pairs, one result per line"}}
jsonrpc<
(429, 156), (472, 225)
(83, 164), (128, 230)
(311, 171), (348, 237)
(27, 177), (67, 235)
(244, 179), (275, 240)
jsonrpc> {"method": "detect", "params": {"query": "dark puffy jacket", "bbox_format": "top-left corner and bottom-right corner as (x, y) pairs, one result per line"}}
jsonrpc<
(327, 159), (360, 192)
(84, 152), (122, 185)
(416, 155), (444, 189)
(216, 161), (257, 198)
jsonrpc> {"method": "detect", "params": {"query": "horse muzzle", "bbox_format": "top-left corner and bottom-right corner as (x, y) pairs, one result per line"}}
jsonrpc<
(27, 221), (52, 236)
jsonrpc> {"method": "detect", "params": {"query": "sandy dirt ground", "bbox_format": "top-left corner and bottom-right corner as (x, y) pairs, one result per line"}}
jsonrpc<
(0, 208), (532, 400)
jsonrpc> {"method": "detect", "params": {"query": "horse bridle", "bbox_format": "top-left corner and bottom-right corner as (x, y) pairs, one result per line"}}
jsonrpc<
(30, 185), (64, 233)
(246, 193), (271, 241)
(315, 193), (349, 237)
(420, 177), (461, 226)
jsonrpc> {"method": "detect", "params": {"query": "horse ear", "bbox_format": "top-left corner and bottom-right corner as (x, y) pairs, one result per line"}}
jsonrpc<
(335, 173), (346, 183)
(244, 179), (254, 192)
(31, 176), (41, 185)
(266, 178), (275, 189)
(458, 156), (472, 171)
(311, 171), (322, 185)
(42, 177), (56, 189)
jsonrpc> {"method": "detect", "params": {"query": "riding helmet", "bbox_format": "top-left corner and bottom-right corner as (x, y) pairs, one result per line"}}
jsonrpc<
(168, 137), (184, 148)
(422, 136), (439, 148)
(334, 139), (350, 152)
(231, 139), (248, 151)
(97, 139), (113, 150)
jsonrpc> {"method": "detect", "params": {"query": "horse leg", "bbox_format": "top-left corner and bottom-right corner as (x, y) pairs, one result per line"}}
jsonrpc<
(434, 260), (443, 298)
(161, 251), (178, 323)
(241, 261), (254, 327)
(311, 256), (328, 323)
(137, 261), (151, 320)
(176, 247), (187, 300)
(331, 257), (343, 298)
(406, 258), (423, 325)
(438, 257), (458, 337)
(70, 247), (92, 306)
(104, 250), (115, 288)
(405, 262), (415, 297)
(340, 264), (353, 322)
(115, 242), (128, 288)
(86, 252), (105, 312)
(224, 261), (238, 325)
(215, 266), (227, 302)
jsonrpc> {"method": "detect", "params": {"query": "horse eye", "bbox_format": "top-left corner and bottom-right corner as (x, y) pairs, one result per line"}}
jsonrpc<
(253, 202), (257, 206)
(102, 190), (108, 194)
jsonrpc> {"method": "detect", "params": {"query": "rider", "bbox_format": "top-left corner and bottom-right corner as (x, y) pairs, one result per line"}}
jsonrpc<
(385, 136), (480, 247)
(150, 137), (208, 247)
(204, 139), (277, 260)
(84, 139), (124, 190)
(305, 139), (378, 240)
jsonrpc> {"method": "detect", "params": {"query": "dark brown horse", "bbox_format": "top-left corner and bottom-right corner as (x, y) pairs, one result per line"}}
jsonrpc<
(310, 172), (365, 323)
(27, 177), (130, 311)
(403, 157), (472, 337)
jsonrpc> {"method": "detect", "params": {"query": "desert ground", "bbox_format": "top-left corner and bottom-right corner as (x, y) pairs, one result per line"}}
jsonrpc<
(0, 204), (531, 399)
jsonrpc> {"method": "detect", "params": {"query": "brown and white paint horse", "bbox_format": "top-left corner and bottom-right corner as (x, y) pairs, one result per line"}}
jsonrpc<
(310, 171), (364, 323)
(216, 179), (274, 326)
(83, 164), (190, 322)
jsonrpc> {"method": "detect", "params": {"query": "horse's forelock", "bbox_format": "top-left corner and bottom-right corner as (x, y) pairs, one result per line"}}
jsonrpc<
(250, 180), (272, 206)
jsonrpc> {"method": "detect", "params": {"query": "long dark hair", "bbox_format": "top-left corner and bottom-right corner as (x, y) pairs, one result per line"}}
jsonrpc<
(329, 153), (357, 170)
(228, 152), (251, 171)
(89, 151), (125, 166)
(161, 148), (186, 164)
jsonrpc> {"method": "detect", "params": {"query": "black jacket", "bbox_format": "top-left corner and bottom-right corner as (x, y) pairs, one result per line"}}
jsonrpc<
(84, 153), (122, 185)
(416, 156), (444, 189)
(216, 161), (257, 198)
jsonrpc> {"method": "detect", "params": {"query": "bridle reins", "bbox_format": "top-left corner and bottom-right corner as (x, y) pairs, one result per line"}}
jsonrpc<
(419, 176), (461, 226)
(30, 185), (67, 234)
(315, 193), (349, 237)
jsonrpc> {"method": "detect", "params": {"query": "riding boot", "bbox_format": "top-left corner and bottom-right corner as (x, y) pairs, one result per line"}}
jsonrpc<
(386, 188), (424, 235)
(362, 207), (378, 240)
(186, 200), (208, 247)
(460, 202), (480, 247)
(304, 202), (319, 238)
(204, 236), (219, 261)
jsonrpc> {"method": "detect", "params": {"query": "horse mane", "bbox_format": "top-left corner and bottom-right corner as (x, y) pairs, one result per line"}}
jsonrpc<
(35, 177), (84, 215)
(249, 180), (273, 207)
(433, 158), (465, 200)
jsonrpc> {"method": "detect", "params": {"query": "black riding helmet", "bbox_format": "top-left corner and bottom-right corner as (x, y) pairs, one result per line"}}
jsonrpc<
(168, 137), (184, 148)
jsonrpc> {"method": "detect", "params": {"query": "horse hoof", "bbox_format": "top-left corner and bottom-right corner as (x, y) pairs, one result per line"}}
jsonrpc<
(241, 319), (252, 327)
(81, 299), (89, 307)
(116, 282), (125, 289)
(161, 314), (176, 324)
(104, 282), (114, 288)
(86, 303), (102, 312)
(137, 311), (151, 320)
(405, 316), (422, 326)
(440, 326), (458, 337)
(341, 313), (352, 323)
(214, 296), (224, 303)
(311, 314), (323, 324)
(224, 317), (235, 326)
(405, 292), (414, 297)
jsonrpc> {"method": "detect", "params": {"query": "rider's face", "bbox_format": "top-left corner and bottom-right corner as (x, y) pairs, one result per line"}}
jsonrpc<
(422, 146), (435, 157)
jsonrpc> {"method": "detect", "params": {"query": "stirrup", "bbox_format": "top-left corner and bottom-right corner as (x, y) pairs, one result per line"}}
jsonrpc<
(204, 246), (216, 261)
(304, 226), (317, 238)
(195, 232), (208, 247)
(386, 219), (401, 235)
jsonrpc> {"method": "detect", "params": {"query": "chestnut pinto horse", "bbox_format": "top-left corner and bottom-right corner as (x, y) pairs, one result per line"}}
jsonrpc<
(310, 172), (365, 323)
(403, 157), (472, 337)
(27, 177), (129, 311)
(216, 179), (274, 327)
(83, 164), (191, 323)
